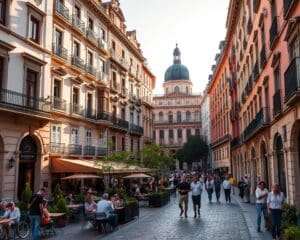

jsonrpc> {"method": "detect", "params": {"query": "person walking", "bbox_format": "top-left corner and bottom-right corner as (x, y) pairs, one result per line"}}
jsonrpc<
(214, 175), (222, 203)
(255, 181), (268, 232)
(229, 174), (236, 195)
(223, 176), (231, 203)
(267, 183), (285, 240)
(205, 175), (214, 203)
(28, 187), (47, 240)
(177, 176), (190, 218)
(243, 175), (251, 203)
(190, 176), (203, 218)
(238, 177), (245, 200)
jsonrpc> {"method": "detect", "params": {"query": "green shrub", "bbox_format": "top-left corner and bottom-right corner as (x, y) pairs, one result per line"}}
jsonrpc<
(284, 226), (300, 239)
(150, 192), (166, 197)
(56, 198), (69, 214)
(124, 197), (137, 206)
(282, 204), (298, 229)
(73, 193), (85, 203)
(53, 184), (64, 206)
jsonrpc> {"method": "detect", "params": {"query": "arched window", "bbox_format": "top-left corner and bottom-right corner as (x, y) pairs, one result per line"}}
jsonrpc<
(186, 86), (189, 93)
(174, 86), (179, 93)
(186, 111), (191, 122)
(159, 112), (164, 123)
(195, 111), (200, 121)
(177, 111), (181, 123)
(168, 111), (173, 123)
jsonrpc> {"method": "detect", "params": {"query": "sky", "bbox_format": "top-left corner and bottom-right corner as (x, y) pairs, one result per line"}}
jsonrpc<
(118, 0), (230, 94)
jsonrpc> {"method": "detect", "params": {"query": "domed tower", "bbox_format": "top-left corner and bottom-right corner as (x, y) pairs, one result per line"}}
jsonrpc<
(163, 44), (193, 95)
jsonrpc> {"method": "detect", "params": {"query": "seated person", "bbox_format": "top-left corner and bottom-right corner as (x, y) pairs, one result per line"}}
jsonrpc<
(41, 199), (51, 225)
(84, 194), (97, 220)
(0, 202), (20, 236)
(0, 201), (7, 216)
(96, 193), (118, 230)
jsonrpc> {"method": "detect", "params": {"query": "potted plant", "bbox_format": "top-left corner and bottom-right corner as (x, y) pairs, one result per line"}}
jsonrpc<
(149, 191), (169, 207)
(51, 184), (69, 227)
(124, 197), (139, 222)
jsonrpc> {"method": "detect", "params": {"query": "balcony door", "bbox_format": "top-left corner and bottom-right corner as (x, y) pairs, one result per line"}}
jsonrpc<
(71, 128), (79, 145)
(121, 108), (126, 120)
(87, 93), (92, 116)
(0, 56), (3, 89)
(26, 69), (38, 107)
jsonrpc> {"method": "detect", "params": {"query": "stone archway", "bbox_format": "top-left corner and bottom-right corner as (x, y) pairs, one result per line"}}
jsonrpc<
(0, 135), (4, 197)
(250, 147), (257, 193)
(274, 134), (286, 196)
(18, 135), (38, 199)
(260, 141), (269, 189)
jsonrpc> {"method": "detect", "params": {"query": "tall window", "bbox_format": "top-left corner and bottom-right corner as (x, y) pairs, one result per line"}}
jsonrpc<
(73, 41), (80, 57)
(51, 124), (61, 144)
(195, 111), (200, 121)
(74, 5), (81, 18)
(177, 111), (181, 123)
(187, 129), (191, 139)
(0, 0), (6, 25)
(159, 130), (164, 144)
(111, 136), (116, 151)
(289, 37), (300, 60)
(71, 128), (79, 144)
(178, 129), (182, 143)
(72, 88), (79, 105)
(87, 51), (93, 66)
(53, 79), (61, 98)
(86, 131), (92, 146)
(88, 17), (93, 30)
(159, 112), (164, 122)
(174, 86), (179, 93)
(26, 69), (38, 107)
(130, 112), (134, 124)
(186, 111), (191, 122)
(55, 29), (62, 46)
(29, 16), (40, 43)
(168, 111), (173, 123)
(100, 28), (106, 41)
(274, 67), (280, 90)
(270, 0), (277, 19)
(169, 130), (174, 144)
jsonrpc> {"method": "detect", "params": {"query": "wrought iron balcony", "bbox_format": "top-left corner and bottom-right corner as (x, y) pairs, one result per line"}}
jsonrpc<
(260, 44), (266, 68)
(72, 56), (85, 70)
(72, 15), (85, 33)
(84, 146), (96, 156)
(67, 144), (82, 155)
(51, 97), (66, 111)
(0, 88), (51, 112)
(284, 0), (293, 17)
(111, 117), (129, 130)
(50, 142), (65, 154)
(269, 17), (278, 48)
(210, 134), (231, 148)
(97, 147), (107, 156)
(86, 28), (98, 43)
(71, 103), (83, 115)
(84, 108), (96, 120)
(284, 57), (300, 105)
(243, 107), (270, 142)
(86, 64), (96, 76)
(52, 43), (68, 60)
(273, 89), (282, 116)
(129, 124), (143, 135)
(96, 111), (111, 121)
(55, 0), (70, 20)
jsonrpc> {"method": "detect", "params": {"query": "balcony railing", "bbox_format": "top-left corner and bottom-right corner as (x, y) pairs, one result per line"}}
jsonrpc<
(284, 57), (300, 105)
(72, 15), (85, 32)
(129, 124), (143, 135)
(71, 103), (83, 115)
(84, 146), (96, 156)
(243, 107), (270, 141)
(52, 97), (66, 111)
(86, 28), (98, 43)
(55, 0), (70, 20)
(84, 108), (96, 120)
(154, 119), (201, 124)
(52, 43), (68, 60)
(269, 17), (278, 47)
(284, 0), (293, 16)
(50, 142), (65, 154)
(210, 134), (231, 148)
(86, 64), (96, 76)
(273, 89), (282, 116)
(97, 147), (107, 156)
(0, 88), (51, 112)
(98, 38), (108, 51)
(67, 144), (82, 155)
(111, 117), (129, 130)
(97, 111), (111, 121)
(260, 44), (266, 68)
(72, 56), (85, 70)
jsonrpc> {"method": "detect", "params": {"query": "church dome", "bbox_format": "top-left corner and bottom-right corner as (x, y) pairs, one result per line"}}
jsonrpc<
(164, 44), (190, 81)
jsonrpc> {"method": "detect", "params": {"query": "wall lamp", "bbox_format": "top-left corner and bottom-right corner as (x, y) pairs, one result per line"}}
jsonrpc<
(8, 157), (15, 168)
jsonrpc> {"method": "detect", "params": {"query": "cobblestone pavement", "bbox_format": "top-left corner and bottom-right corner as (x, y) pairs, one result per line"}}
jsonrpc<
(48, 191), (273, 240)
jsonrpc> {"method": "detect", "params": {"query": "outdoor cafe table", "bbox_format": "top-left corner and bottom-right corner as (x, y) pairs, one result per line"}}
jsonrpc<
(0, 218), (10, 225)
(49, 213), (66, 218)
(67, 204), (83, 209)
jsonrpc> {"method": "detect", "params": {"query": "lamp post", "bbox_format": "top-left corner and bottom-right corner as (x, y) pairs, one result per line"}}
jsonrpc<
(8, 157), (15, 168)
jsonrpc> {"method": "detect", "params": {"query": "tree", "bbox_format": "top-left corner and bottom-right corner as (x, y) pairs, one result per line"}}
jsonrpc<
(180, 135), (209, 169)
(106, 150), (138, 165)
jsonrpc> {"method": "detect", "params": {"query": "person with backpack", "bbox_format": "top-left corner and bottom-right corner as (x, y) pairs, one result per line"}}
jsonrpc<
(28, 188), (47, 240)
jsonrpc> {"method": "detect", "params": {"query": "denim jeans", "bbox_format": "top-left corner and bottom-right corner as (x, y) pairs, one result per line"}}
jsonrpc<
(256, 203), (267, 228)
(224, 189), (231, 202)
(107, 213), (118, 228)
(270, 209), (282, 238)
(206, 188), (213, 202)
(29, 215), (41, 240)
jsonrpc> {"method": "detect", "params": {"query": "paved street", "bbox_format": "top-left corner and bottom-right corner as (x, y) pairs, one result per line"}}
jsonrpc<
(48, 191), (272, 240)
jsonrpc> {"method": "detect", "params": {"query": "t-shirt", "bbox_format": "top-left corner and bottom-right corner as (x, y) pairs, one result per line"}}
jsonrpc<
(177, 182), (190, 195)
(29, 194), (43, 216)
(267, 192), (285, 209)
(255, 188), (268, 204)
(223, 180), (231, 189)
(190, 182), (203, 196)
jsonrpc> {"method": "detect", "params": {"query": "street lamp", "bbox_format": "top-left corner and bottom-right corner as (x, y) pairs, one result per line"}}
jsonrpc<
(8, 157), (15, 168)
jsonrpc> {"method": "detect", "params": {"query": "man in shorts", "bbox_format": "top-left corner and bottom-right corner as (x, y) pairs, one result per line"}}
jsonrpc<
(177, 176), (190, 218)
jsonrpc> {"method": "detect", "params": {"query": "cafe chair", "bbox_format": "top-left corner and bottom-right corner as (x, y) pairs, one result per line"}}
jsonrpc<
(95, 212), (111, 233)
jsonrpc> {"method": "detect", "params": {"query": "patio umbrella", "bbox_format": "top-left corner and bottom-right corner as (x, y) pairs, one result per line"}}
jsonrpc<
(61, 174), (102, 180)
(123, 173), (151, 179)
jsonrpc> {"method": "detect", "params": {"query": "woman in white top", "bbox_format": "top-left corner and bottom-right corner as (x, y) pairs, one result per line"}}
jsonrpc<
(267, 183), (285, 240)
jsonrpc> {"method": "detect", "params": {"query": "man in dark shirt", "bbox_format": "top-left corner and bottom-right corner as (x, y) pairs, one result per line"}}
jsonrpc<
(28, 188), (47, 240)
(177, 176), (190, 218)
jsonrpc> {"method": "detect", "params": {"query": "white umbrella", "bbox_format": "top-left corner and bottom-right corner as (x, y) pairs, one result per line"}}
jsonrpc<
(61, 174), (102, 180)
(123, 173), (151, 179)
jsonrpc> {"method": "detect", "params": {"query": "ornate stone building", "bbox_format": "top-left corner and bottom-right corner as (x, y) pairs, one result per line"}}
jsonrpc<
(153, 45), (202, 166)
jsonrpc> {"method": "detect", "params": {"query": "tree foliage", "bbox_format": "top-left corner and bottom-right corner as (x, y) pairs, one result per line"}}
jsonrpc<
(178, 135), (209, 168)
(107, 150), (138, 165)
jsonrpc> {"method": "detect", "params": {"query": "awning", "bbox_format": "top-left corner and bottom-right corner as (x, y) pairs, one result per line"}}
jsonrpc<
(51, 158), (154, 174)
(51, 158), (101, 173)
